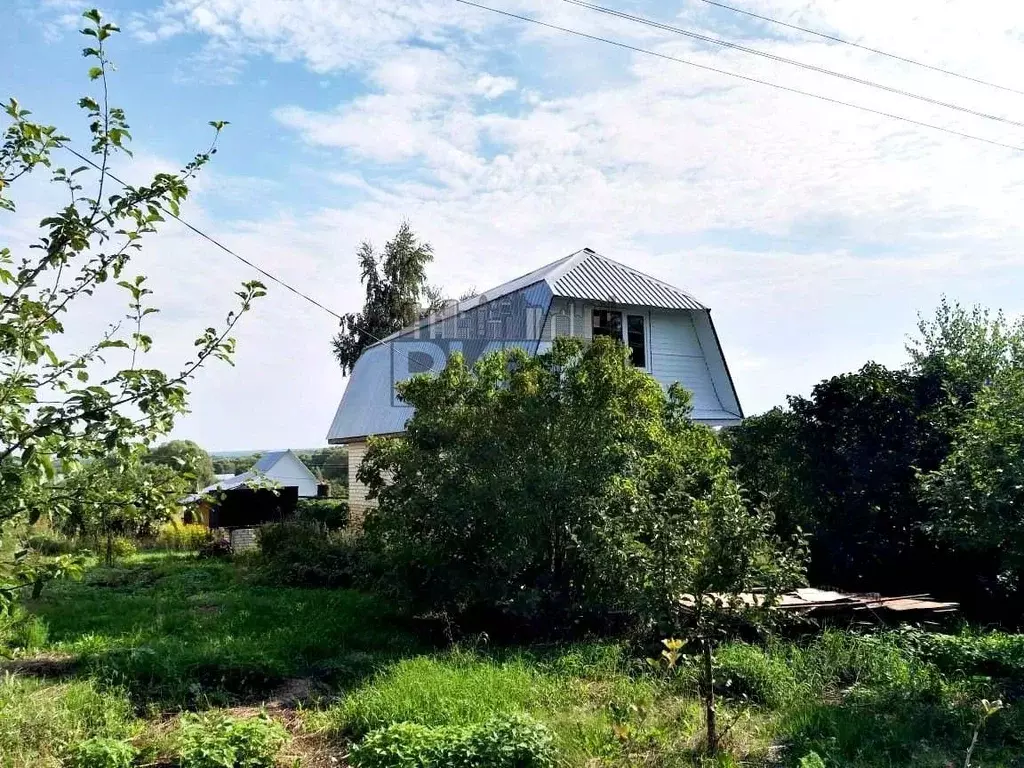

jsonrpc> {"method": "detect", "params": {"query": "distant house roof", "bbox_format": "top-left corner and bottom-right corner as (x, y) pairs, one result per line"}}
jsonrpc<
(327, 249), (740, 444)
(185, 450), (318, 502)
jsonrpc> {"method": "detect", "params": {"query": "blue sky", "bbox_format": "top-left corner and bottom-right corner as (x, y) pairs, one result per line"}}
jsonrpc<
(5, 0), (1024, 450)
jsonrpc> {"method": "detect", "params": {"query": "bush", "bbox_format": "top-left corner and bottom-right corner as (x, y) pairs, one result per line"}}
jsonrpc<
(25, 532), (77, 555)
(359, 337), (746, 635)
(349, 715), (555, 768)
(254, 521), (364, 587)
(197, 535), (233, 560)
(110, 538), (137, 560)
(155, 522), (212, 551)
(894, 627), (1024, 683)
(69, 736), (138, 768)
(295, 498), (349, 530)
(177, 711), (287, 768)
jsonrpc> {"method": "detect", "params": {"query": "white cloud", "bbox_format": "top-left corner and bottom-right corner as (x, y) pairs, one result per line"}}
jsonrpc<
(17, 0), (1024, 448)
(474, 74), (517, 99)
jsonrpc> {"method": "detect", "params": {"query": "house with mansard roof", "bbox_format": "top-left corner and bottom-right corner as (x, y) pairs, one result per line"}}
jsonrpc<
(326, 248), (743, 520)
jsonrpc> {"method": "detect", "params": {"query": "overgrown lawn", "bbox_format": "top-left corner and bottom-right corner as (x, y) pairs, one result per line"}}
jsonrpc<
(2, 554), (1023, 767)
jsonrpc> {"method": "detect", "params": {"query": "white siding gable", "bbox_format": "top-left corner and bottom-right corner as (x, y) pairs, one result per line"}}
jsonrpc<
(262, 451), (320, 498)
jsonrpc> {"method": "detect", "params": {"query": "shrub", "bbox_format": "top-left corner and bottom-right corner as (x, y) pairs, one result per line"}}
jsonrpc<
(798, 752), (826, 768)
(358, 337), (757, 636)
(68, 736), (138, 768)
(894, 627), (1024, 683)
(295, 498), (349, 530)
(110, 538), (137, 560)
(197, 535), (233, 560)
(156, 522), (212, 551)
(25, 532), (77, 555)
(177, 711), (288, 768)
(464, 714), (556, 768)
(349, 715), (555, 768)
(255, 521), (364, 587)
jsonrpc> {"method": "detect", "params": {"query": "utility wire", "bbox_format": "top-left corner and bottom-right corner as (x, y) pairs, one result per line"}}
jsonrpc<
(562, 0), (1024, 130)
(454, 0), (1024, 153)
(57, 142), (450, 377)
(694, 0), (1024, 97)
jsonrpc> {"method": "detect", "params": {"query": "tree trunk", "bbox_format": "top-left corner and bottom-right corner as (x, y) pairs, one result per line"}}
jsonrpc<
(105, 533), (114, 566)
(702, 638), (718, 755)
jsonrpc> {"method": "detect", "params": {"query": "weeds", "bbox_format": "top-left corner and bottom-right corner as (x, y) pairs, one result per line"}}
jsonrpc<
(0, 675), (138, 768)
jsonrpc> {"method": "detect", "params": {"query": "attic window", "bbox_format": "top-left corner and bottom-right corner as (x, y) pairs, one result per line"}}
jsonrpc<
(592, 309), (622, 340)
(591, 309), (647, 368)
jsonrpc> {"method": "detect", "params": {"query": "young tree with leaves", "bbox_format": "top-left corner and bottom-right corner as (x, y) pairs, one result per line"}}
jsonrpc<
(641, 451), (806, 754)
(0, 10), (265, 607)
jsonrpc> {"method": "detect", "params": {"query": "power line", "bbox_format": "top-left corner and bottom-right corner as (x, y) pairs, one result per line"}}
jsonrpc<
(454, 0), (1024, 153)
(693, 0), (1024, 97)
(562, 0), (1024, 130)
(57, 142), (449, 377)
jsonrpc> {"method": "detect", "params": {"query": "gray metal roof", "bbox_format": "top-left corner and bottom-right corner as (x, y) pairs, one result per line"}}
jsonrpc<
(365, 250), (704, 351)
(551, 251), (706, 310)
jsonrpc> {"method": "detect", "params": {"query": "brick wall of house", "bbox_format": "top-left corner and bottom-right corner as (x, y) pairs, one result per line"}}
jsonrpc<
(347, 441), (375, 527)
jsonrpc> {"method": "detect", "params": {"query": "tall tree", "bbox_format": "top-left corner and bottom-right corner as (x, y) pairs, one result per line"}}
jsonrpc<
(727, 299), (1024, 617)
(0, 11), (264, 608)
(331, 222), (434, 375)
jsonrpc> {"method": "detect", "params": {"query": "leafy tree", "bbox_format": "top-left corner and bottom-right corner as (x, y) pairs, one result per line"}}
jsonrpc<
(360, 337), (667, 625)
(359, 336), (800, 642)
(332, 222), (435, 375)
(0, 11), (264, 607)
(644, 483), (805, 754)
(211, 454), (260, 475)
(638, 408), (806, 754)
(727, 300), (1024, 617)
(907, 297), (1023, 414)
(921, 367), (1024, 598)
(53, 451), (187, 564)
(297, 447), (348, 492)
(727, 363), (947, 592)
(145, 439), (216, 491)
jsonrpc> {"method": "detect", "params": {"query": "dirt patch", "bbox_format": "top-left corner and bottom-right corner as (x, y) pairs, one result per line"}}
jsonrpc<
(268, 677), (327, 709)
(217, 693), (344, 768)
(0, 653), (77, 678)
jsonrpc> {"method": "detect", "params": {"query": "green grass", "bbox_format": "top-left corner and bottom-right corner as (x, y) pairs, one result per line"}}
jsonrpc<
(0, 676), (138, 768)
(2, 554), (1024, 767)
(24, 554), (417, 708)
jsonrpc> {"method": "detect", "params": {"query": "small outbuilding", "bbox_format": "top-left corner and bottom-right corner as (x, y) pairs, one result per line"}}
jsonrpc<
(185, 450), (321, 537)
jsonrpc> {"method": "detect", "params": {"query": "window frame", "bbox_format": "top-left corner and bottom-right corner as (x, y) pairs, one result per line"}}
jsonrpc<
(590, 306), (650, 370)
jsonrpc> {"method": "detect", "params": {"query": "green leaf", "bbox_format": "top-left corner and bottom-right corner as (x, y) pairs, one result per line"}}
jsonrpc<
(88, 66), (103, 80)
